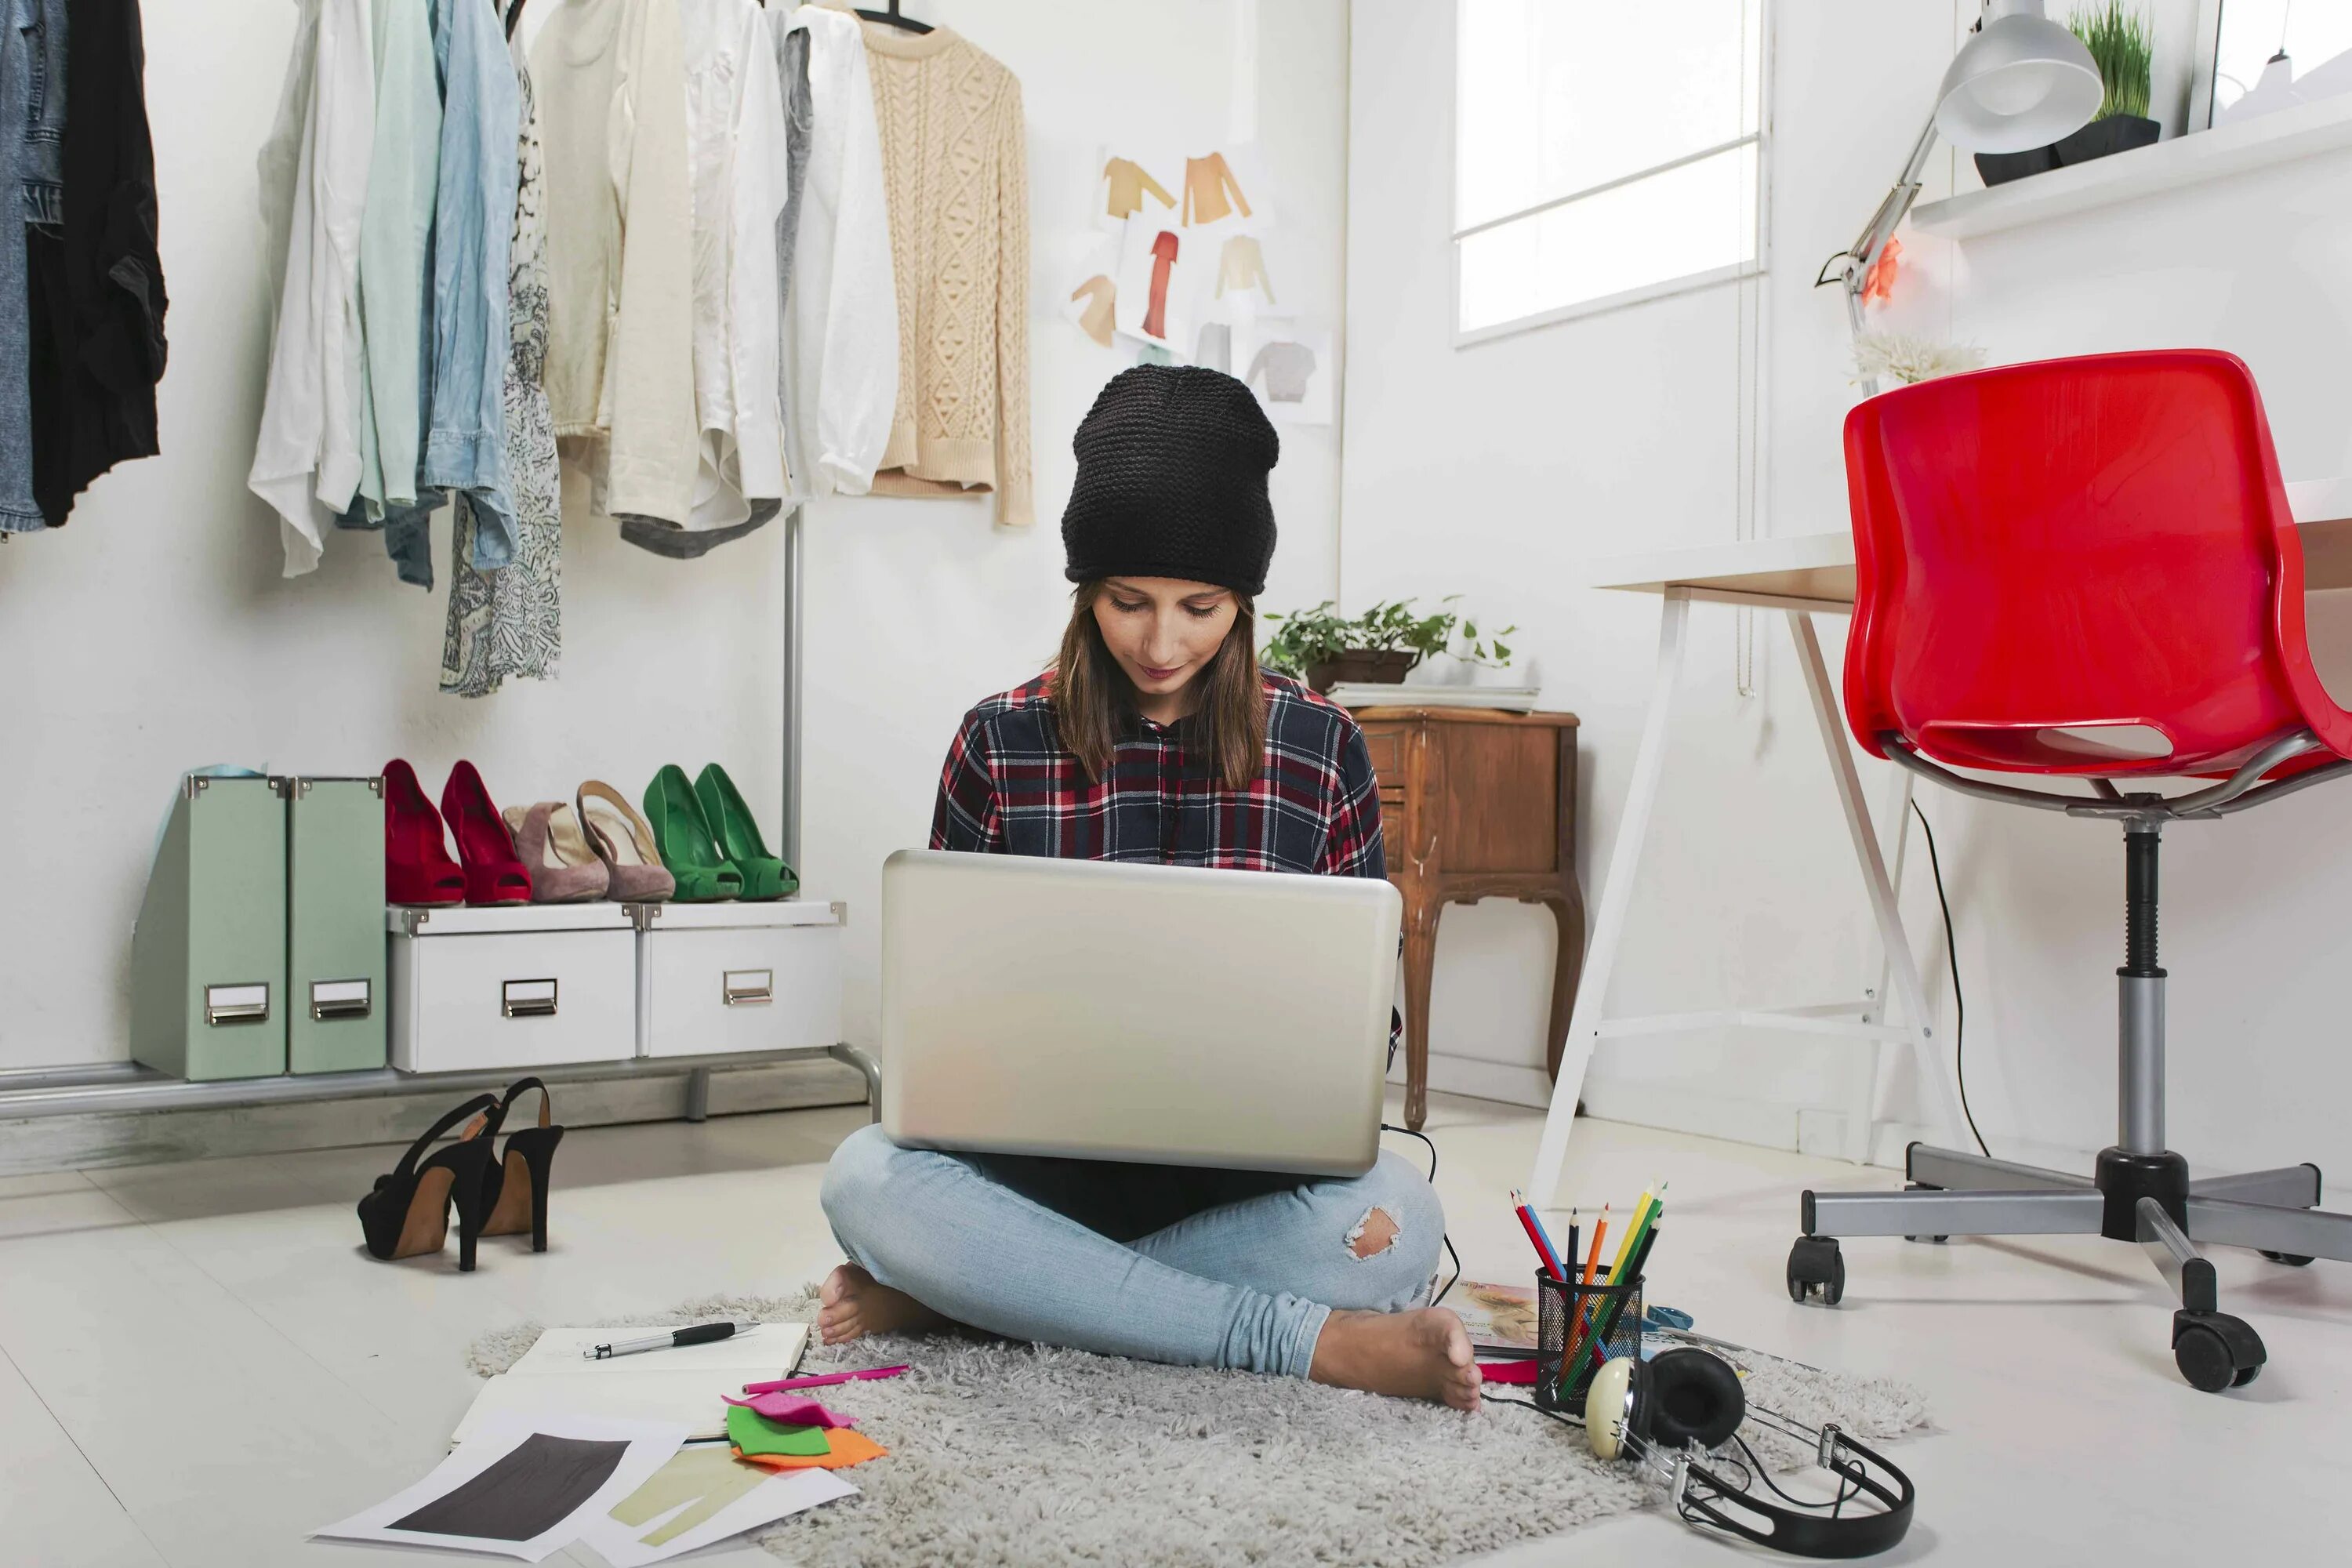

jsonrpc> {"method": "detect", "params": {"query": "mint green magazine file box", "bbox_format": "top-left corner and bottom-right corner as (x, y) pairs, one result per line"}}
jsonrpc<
(286, 775), (387, 1073)
(130, 774), (289, 1080)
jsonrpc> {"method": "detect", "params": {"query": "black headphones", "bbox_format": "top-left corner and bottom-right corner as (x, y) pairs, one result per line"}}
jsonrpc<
(1584, 1348), (1915, 1559)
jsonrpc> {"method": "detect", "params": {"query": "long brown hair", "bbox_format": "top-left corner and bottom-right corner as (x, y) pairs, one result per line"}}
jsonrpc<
(1054, 581), (1267, 791)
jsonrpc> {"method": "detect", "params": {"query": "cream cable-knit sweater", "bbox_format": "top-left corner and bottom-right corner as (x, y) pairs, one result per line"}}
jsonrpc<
(854, 16), (1033, 526)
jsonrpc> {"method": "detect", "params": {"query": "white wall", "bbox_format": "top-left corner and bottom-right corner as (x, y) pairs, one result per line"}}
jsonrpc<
(1345, 0), (2352, 1183)
(0, 0), (1351, 1073)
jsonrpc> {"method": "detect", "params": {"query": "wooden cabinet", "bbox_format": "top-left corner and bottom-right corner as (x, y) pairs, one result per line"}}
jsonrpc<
(1347, 706), (1585, 1130)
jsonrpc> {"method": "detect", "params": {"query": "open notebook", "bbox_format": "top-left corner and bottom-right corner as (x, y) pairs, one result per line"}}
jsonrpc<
(452, 1322), (811, 1446)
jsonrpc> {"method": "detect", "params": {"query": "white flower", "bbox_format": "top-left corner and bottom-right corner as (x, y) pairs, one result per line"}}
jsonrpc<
(1851, 332), (1987, 387)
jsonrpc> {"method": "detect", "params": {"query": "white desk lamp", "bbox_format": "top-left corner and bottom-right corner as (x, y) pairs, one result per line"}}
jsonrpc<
(1835, 0), (2103, 390)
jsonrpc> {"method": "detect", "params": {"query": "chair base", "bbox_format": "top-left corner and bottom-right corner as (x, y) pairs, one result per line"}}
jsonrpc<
(1791, 1143), (2342, 1392)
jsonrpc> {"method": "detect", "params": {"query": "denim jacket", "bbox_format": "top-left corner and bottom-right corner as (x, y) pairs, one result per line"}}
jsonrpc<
(16, 0), (64, 227)
(380, 0), (521, 588)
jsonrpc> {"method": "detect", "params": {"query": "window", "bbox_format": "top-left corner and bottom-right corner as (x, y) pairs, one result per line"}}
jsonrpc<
(1454, 0), (1766, 341)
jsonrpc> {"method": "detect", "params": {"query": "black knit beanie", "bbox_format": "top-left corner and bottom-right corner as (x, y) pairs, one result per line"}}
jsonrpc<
(1062, 365), (1279, 597)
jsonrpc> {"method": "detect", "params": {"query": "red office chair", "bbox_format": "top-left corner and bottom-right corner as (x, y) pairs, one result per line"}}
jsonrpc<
(1789, 350), (2352, 1392)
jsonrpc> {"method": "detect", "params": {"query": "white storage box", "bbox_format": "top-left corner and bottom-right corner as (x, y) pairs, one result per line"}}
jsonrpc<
(632, 900), (844, 1058)
(387, 904), (637, 1073)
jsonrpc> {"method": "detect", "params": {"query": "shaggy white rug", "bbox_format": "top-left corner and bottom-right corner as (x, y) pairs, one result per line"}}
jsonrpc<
(467, 1292), (1929, 1568)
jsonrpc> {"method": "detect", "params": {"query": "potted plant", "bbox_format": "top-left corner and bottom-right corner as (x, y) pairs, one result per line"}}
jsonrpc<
(1976, 2), (2156, 185)
(2053, 2), (2158, 165)
(1261, 597), (1515, 694)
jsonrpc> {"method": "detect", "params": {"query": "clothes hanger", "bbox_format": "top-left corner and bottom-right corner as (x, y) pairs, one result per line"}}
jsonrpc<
(504, 0), (526, 42)
(855, 1), (932, 34)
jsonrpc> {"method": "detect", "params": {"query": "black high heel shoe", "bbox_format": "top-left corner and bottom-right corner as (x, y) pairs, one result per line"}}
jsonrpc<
(358, 1094), (499, 1271)
(477, 1078), (564, 1253)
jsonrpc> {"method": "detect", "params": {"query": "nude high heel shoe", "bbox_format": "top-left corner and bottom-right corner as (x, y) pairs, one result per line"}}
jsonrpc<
(576, 781), (677, 902)
(504, 803), (611, 902)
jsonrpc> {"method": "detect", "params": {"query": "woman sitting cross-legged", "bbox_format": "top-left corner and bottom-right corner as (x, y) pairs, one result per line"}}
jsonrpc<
(818, 365), (1479, 1410)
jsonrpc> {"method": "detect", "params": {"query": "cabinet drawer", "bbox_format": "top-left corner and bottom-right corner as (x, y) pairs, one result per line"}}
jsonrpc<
(389, 911), (637, 1073)
(1361, 727), (1406, 789)
(637, 907), (844, 1058)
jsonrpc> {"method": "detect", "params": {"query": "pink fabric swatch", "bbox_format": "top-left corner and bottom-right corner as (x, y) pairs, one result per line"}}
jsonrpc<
(742, 1363), (910, 1396)
(722, 1391), (859, 1428)
(1480, 1359), (1540, 1385)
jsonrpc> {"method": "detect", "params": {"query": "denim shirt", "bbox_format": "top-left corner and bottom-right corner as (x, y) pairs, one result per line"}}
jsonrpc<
(16, 0), (64, 227)
(380, 0), (520, 588)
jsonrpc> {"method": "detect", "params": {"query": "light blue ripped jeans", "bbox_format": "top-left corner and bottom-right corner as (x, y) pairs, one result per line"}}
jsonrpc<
(821, 1123), (1444, 1378)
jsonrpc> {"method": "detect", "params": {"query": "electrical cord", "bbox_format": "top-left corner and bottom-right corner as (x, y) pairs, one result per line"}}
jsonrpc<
(1381, 1122), (1462, 1305)
(1910, 800), (1991, 1160)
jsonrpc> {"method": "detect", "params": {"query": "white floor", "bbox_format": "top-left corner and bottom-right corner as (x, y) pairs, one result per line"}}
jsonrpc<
(1, 1094), (2343, 1567)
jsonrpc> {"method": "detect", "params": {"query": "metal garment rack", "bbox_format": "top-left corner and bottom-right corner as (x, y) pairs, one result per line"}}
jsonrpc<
(0, 506), (884, 1136)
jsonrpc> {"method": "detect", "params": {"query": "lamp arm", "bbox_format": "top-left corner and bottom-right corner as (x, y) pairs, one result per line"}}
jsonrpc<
(1842, 112), (1941, 388)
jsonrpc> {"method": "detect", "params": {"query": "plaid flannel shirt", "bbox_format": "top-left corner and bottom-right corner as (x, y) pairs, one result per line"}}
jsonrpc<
(931, 671), (1403, 1062)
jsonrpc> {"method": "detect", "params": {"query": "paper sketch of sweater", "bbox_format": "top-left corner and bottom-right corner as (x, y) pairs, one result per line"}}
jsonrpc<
(1247, 339), (1316, 403)
(1215, 235), (1273, 302)
(1181, 151), (1250, 226)
(1101, 156), (1174, 220)
(1070, 275), (1116, 347)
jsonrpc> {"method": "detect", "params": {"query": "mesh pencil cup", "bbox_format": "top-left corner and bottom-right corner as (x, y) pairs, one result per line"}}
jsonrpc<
(1534, 1270), (1645, 1412)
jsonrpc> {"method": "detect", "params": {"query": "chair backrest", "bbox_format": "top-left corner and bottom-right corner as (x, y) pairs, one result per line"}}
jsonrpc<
(1842, 349), (2345, 775)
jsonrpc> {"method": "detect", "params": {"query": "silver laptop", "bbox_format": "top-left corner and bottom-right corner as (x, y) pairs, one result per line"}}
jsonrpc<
(880, 849), (1402, 1177)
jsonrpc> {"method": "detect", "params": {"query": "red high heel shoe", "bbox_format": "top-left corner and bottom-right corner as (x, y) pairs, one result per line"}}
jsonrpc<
(441, 762), (533, 906)
(384, 759), (464, 906)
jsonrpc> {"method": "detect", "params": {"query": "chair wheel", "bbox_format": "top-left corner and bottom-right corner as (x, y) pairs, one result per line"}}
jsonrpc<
(2172, 1311), (2265, 1393)
(1787, 1236), (1845, 1306)
(2259, 1250), (2315, 1267)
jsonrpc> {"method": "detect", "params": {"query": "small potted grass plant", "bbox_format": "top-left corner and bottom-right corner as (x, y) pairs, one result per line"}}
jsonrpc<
(2053, 2), (2158, 165)
(1976, 2), (2156, 185)
(1261, 597), (1515, 693)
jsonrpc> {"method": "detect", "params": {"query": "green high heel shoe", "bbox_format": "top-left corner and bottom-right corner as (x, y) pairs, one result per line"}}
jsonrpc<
(693, 763), (797, 902)
(642, 766), (742, 902)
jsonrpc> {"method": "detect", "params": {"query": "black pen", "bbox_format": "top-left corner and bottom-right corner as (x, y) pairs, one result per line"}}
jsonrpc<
(585, 1320), (755, 1359)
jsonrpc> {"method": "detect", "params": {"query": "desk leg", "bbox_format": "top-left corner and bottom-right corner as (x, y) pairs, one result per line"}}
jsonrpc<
(1785, 609), (1969, 1151)
(1528, 592), (1690, 1206)
(1401, 891), (1443, 1131)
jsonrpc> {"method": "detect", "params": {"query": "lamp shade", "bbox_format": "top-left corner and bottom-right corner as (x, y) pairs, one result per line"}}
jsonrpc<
(1933, 0), (2103, 153)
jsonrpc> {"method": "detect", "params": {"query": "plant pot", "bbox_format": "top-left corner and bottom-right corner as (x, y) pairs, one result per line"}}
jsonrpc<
(2052, 114), (2159, 168)
(1973, 145), (2059, 186)
(1303, 649), (1421, 694)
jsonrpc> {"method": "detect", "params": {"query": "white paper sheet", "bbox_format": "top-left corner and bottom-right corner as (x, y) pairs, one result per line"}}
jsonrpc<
(315, 1414), (688, 1561)
(579, 1462), (857, 1567)
(454, 1323), (809, 1444)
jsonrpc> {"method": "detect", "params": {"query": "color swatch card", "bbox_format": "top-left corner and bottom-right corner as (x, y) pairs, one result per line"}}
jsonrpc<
(453, 1322), (810, 1445)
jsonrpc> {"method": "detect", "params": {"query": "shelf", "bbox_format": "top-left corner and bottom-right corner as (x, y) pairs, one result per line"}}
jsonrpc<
(1911, 94), (2352, 240)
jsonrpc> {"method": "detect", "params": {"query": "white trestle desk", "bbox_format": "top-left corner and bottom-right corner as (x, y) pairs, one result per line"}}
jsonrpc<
(1530, 477), (2352, 1206)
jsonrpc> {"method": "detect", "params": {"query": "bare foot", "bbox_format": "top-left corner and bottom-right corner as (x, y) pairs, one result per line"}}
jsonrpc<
(817, 1262), (949, 1346)
(1308, 1306), (1483, 1410)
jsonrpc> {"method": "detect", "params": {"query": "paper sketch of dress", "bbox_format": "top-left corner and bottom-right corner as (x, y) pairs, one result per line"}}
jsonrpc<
(1181, 151), (1251, 226)
(1215, 235), (1273, 303)
(1246, 339), (1316, 403)
(1102, 156), (1174, 220)
(1070, 275), (1116, 347)
(1142, 231), (1179, 339)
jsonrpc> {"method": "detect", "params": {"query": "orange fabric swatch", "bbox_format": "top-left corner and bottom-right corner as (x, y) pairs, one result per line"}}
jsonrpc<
(731, 1428), (889, 1471)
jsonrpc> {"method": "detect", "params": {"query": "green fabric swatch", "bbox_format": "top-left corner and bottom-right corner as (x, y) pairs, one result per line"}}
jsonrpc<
(726, 1403), (833, 1457)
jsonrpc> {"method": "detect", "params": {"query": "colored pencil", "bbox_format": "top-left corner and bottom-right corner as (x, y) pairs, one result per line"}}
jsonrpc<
(1525, 1203), (1568, 1279)
(1581, 1205), (1610, 1284)
(1508, 1192), (1564, 1279)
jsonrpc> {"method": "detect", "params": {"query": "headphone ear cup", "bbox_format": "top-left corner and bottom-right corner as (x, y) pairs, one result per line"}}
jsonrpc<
(1645, 1348), (1745, 1451)
(1582, 1356), (1639, 1461)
